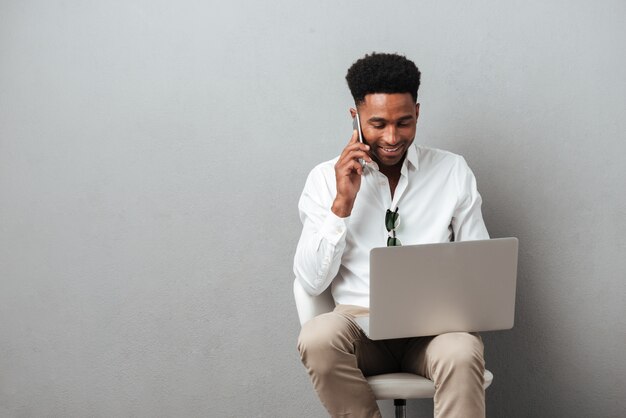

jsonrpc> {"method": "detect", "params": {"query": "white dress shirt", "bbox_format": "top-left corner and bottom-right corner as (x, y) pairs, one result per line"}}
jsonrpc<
(293, 143), (490, 308)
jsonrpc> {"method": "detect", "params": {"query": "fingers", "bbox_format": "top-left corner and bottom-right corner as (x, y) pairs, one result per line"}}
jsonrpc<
(347, 149), (372, 165)
(336, 158), (364, 177)
(339, 133), (371, 162)
(335, 151), (370, 181)
(339, 147), (372, 166)
(334, 130), (367, 204)
(353, 160), (364, 175)
(350, 128), (359, 144)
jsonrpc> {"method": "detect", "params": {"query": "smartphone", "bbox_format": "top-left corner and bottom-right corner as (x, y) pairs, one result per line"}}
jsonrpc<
(352, 112), (367, 167)
(353, 112), (364, 144)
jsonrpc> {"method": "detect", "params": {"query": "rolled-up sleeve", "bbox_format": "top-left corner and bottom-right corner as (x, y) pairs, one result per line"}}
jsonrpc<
(293, 166), (348, 296)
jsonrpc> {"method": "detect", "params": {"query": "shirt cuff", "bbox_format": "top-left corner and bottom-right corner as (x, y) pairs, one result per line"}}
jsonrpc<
(320, 210), (349, 246)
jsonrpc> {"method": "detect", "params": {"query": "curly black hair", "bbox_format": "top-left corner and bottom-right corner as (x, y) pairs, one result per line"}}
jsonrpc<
(346, 52), (421, 105)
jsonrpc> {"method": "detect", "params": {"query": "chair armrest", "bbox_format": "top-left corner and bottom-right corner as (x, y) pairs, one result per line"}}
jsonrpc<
(293, 278), (336, 326)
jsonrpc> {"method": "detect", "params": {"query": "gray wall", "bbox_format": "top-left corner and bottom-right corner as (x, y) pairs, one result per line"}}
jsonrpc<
(1, 1), (624, 417)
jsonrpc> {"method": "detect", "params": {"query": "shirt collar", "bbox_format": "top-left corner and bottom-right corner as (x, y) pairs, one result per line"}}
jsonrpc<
(405, 143), (419, 171)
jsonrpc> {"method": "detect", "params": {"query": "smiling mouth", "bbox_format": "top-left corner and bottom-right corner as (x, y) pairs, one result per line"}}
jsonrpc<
(380, 145), (403, 154)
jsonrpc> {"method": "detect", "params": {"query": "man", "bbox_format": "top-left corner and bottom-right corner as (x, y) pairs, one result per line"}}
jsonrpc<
(294, 52), (489, 418)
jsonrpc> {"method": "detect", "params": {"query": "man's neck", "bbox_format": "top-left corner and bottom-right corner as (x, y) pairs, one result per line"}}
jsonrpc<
(378, 157), (405, 199)
(378, 155), (405, 181)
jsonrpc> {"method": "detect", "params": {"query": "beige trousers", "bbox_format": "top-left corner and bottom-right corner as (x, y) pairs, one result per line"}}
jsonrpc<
(297, 305), (486, 418)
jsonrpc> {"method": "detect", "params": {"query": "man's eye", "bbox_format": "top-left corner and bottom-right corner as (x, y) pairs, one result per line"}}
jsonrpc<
(372, 125), (385, 129)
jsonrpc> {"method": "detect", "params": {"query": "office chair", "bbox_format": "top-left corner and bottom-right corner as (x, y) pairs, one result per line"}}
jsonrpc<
(293, 278), (493, 418)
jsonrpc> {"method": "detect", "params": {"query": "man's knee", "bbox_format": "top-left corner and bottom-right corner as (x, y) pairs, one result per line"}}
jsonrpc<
(297, 312), (354, 372)
(428, 332), (484, 373)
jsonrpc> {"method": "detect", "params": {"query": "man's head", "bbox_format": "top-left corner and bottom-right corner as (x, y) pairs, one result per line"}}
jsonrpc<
(345, 52), (421, 170)
(346, 52), (421, 105)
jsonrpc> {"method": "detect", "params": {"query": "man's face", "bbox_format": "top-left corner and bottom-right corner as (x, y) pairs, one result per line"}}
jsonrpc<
(351, 93), (420, 170)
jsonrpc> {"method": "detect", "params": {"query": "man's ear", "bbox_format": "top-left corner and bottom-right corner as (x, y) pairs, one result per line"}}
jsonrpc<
(415, 103), (420, 122)
(349, 107), (357, 119)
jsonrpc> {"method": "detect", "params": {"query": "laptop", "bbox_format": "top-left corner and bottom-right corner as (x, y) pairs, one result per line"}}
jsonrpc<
(354, 237), (518, 340)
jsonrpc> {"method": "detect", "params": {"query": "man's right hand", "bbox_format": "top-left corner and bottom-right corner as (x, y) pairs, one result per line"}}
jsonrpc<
(332, 130), (372, 218)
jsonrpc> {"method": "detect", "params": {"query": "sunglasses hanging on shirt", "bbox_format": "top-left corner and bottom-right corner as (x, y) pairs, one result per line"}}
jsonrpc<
(385, 208), (401, 247)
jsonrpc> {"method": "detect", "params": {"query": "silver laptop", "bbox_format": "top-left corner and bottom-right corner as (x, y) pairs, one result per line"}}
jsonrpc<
(354, 237), (518, 340)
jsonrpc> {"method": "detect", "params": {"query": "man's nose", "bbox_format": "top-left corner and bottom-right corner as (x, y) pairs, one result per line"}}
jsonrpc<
(383, 126), (399, 145)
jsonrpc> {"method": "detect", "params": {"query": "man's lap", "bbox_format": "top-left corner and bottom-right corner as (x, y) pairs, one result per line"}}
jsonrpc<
(298, 304), (484, 379)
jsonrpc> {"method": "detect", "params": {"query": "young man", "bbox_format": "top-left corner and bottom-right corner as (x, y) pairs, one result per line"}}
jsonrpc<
(294, 53), (489, 418)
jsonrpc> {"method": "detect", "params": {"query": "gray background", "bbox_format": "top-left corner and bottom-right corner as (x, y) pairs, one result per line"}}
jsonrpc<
(1, 1), (625, 417)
